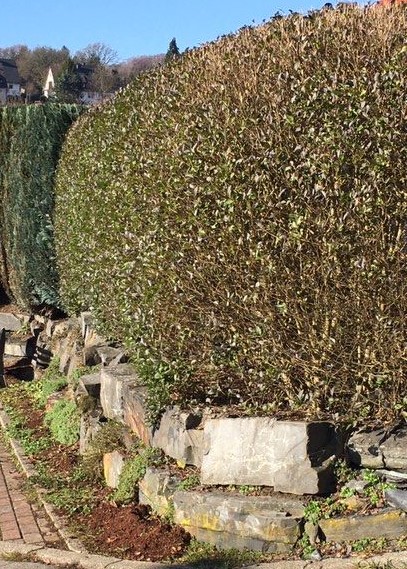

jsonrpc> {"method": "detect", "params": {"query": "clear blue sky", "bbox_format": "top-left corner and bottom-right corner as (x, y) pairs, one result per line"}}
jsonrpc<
(3, 0), (328, 62)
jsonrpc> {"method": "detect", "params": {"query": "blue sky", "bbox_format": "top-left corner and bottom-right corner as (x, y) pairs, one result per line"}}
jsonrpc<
(3, 0), (327, 62)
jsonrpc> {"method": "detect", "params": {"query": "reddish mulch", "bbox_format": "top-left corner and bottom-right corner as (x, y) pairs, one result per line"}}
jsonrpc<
(79, 501), (190, 562)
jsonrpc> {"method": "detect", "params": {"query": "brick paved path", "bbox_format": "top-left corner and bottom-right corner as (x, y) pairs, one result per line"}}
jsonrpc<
(0, 442), (61, 546)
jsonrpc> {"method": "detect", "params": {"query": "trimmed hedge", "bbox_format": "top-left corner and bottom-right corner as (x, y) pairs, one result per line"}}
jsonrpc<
(55, 7), (406, 424)
(0, 104), (81, 308)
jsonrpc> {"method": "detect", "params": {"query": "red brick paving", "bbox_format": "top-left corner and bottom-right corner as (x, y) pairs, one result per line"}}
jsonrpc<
(0, 442), (60, 545)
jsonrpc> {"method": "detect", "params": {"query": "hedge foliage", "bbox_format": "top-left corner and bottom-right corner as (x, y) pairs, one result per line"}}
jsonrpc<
(55, 7), (406, 424)
(0, 104), (81, 307)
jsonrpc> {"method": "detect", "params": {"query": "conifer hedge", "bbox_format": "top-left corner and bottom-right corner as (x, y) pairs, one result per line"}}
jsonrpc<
(0, 104), (81, 308)
(55, 7), (406, 423)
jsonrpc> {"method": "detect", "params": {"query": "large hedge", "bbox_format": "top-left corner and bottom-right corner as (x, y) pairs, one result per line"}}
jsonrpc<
(0, 104), (81, 308)
(55, 7), (406, 424)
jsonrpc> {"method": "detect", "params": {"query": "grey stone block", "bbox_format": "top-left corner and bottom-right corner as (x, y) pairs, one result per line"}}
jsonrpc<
(81, 311), (105, 347)
(139, 467), (182, 516)
(347, 427), (407, 471)
(385, 489), (407, 512)
(99, 364), (153, 443)
(4, 335), (36, 358)
(77, 372), (101, 400)
(153, 407), (204, 467)
(381, 428), (407, 470)
(79, 411), (103, 455)
(347, 429), (386, 468)
(122, 380), (152, 445)
(173, 490), (301, 552)
(319, 509), (407, 542)
(201, 418), (339, 494)
(377, 469), (407, 490)
(83, 344), (127, 367)
(103, 450), (125, 488)
(0, 313), (23, 331)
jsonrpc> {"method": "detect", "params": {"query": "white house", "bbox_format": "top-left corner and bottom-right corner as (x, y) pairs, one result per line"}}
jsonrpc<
(43, 67), (55, 98)
(0, 59), (21, 101)
(43, 64), (110, 104)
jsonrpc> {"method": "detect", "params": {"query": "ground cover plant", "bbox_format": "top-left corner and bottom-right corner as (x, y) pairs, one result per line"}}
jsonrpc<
(55, 6), (406, 424)
(0, 103), (81, 308)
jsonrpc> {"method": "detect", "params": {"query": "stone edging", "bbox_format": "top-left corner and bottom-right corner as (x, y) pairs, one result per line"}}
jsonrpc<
(1, 542), (407, 569)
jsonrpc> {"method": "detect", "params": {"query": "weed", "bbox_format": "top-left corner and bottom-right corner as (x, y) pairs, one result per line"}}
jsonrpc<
(5, 409), (51, 455)
(27, 357), (67, 408)
(44, 399), (80, 445)
(352, 537), (389, 554)
(340, 486), (357, 498)
(297, 534), (316, 558)
(176, 473), (201, 491)
(303, 500), (323, 525)
(334, 459), (355, 486)
(238, 485), (260, 496)
(353, 538), (374, 552)
(47, 485), (96, 516)
(112, 446), (162, 505)
(162, 500), (175, 524)
(180, 539), (263, 568)
(82, 420), (128, 482)
(362, 470), (395, 507)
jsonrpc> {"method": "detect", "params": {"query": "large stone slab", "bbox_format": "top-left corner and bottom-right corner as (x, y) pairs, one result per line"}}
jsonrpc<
(0, 313), (24, 332)
(152, 407), (204, 467)
(347, 429), (387, 468)
(100, 364), (152, 446)
(4, 335), (36, 359)
(139, 467), (182, 516)
(83, 343), (128, 368)
(100, 364), (137, 422)
(173, 490), (301, 552)
(103, 450), (125, 488)
(319, 509), (407, 542)
(347, 427), (407, 471)
(201, 418), (339, 494)
(80, 311), (105, 347)
(77, 372), (101, 400)
(381, 428), (407, 470)
(32, 330), (53, 368)
(385, 489), (407, 512)
(79, 411), (103, 455)
(122, 380), (152, 445)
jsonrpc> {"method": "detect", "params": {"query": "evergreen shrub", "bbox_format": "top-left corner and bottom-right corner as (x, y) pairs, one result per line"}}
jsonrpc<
(0, 104), (81, 307)
(55, 7), (406, 424)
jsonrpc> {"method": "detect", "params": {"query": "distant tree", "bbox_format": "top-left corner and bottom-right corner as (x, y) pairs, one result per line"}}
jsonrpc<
(54, 59), (83, 103)
(165, 38), (181, 62)
(116, 54), (165, 82)
(16, 46), (70, 96)
(74, 42), (118, 67)
(0, 45), (27, 59)
(89, 64), (121, 95)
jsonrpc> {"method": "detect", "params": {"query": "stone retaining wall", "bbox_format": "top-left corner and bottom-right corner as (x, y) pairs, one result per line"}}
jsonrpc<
(1, 308), (407, 553)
